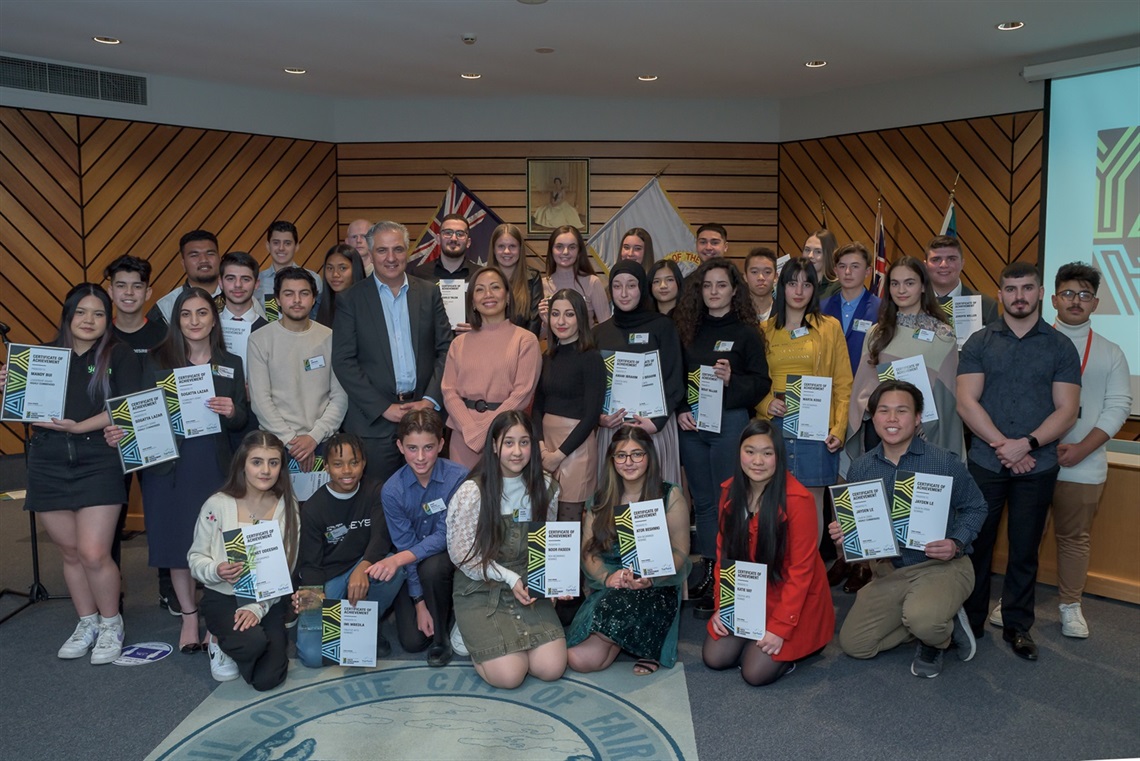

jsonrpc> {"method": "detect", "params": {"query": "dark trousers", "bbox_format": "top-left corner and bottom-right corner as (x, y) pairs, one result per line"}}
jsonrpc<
(964, 463), (1059, 634)
(200, 588), (288, 692)
(392, 552), (455, 653)
(360, 435), (404, 486)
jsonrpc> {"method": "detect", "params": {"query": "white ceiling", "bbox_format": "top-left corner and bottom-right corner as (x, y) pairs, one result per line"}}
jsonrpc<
(1, 0), (1138, 101)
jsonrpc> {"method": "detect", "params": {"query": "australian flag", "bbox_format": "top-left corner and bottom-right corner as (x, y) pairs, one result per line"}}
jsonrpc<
(409, 178), (505, 269)
(871, 206), (888, 298)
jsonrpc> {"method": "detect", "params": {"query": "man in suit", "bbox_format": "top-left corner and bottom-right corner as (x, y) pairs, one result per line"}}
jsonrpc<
(926, 235), (1000, 338)
(332, 221), (453, 482)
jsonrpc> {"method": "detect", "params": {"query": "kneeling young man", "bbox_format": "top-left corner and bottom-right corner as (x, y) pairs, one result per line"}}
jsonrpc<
(830, 380), (987, 677)
(293, 433), (406, 667)
(377, 410), (468, 666)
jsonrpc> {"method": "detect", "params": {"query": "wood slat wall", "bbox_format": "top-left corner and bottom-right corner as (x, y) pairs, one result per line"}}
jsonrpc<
(0, 107), (339, 454)
(778, 111), (1043, 297)
(336, 141), (779, 267)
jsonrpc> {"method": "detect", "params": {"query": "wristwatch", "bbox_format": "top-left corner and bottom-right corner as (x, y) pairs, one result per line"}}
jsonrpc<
(1027, 435), (1040, 451)
(411, 595), (424, 605)
(952, 539), (964, 559)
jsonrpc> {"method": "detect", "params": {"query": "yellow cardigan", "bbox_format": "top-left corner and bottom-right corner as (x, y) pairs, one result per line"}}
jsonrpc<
(758, 314), (854, 441)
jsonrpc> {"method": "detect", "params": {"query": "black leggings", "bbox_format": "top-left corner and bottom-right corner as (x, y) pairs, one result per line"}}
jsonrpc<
(702, 633), (793, 686)
(200, 588), (288, 691)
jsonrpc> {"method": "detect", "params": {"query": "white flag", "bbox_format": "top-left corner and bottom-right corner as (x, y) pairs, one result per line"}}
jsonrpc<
(586, 178), (698, 277)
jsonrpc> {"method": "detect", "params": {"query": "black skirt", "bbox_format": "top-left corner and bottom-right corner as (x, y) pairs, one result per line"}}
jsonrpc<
(24, 429), (127, 511)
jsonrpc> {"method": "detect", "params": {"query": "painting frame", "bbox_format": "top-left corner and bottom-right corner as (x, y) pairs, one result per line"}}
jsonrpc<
(527, 158), (590, 237)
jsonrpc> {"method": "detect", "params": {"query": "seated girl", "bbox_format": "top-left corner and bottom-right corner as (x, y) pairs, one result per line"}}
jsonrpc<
(446, 410), (566, 688)
(566, 426), (691, 675)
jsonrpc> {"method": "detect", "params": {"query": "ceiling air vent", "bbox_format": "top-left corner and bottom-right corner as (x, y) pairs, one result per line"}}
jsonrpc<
(0, 56), (147, 105)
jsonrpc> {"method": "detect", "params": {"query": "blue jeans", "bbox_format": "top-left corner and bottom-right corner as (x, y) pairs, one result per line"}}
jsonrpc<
(296, 557), (406, 668)
(679, 408), (749, 558)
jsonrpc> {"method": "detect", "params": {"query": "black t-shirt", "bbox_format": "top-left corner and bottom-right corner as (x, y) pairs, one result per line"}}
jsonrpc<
(297, 478), (393, 586)
(60, 342), (144, 421)
(113, 319), (167, 355)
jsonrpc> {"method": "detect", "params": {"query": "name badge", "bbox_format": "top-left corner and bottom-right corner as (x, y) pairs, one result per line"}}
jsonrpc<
(913, 328), (935, 343)
(513, 504), (532, 522)
(853, 319), (873, 333)
(790, 327), (809, 339)
(304, 355), (326, 371)
(628, 332), (650, 345)
(713, 340), (735, 351)
(422, 498), (447, 515)
(212, 364), (235, 379)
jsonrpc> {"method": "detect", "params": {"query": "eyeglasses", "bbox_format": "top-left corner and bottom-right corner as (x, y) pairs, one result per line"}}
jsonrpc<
(1056, 289), (1095, 303)
(439, 230), (469, 239)
(613, 450), (647, 464)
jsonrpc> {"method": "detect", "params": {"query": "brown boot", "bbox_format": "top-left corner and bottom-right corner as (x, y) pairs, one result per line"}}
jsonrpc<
(843, 563), (872, 593)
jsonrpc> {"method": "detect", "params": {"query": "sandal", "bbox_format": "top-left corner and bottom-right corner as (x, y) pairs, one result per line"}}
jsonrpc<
(180, 608), (202, 654)
(633, 659), (660, 676)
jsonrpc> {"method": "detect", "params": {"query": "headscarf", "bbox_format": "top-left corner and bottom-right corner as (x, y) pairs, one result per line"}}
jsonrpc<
(608, 260), (657, 330)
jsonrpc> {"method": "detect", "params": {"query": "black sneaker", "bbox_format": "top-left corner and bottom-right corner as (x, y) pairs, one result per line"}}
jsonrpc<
(376, 632), (392, 659)
(427, 642), (453, 668)
(911, 642), (944, 678)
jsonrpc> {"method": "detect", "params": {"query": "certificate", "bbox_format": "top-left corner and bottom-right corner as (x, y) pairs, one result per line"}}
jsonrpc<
(830, 479), (899, 561)
(695, 365), (723, 433)
(614, 499), (676, 578)
(105, 388), (179, 473)
(223, 521), (294, 602)
(951, 295), (983, 348)
(718, 560), (767, 641)
(321, 600), (379, 667)
(876, 355), (939, 423)
(221, 320), (253, 369)
(1, 344), (70, 422)
(892, 471), (953, 550)
(171, 366), (221, 438)
(438, 279), (468, 330)
(264, 296), (281, 323)
(784, 375), (831, 441)
(527, 521), (581, 598)
(289, 455), (330, 502)
(603, 350), (667, 419)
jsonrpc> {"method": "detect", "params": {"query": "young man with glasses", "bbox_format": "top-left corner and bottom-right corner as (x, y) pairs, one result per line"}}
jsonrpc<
(413, 214), (475, 283)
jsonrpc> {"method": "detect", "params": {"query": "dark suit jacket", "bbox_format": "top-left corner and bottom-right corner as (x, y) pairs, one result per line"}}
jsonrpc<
(332, 274), (453, 438)
(821, 289), (882, 378)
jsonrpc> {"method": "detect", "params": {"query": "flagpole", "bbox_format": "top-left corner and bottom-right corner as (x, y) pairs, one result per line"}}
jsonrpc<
(820, 195), (828, 228)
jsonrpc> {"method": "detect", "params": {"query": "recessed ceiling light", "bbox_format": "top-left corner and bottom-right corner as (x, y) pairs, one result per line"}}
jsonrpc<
(93, 36), (120, 45)
(535, 47), (555, 54)
(996, 21), (1025, 31)
(461, 72), (482, 80)
(805, 60), (827, 68)
(638, 75), (658, 82)
(284, 67), (307, 75)
(517, 0), (548, 4)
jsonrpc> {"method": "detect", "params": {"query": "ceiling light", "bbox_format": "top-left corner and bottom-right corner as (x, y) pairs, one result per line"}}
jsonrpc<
(93, 36), (120, 45)
(805, 60), (827, 68)
(996, 21), (1025, 31)
(517, 0), (549, 4)
(535, 47), (555, 54)
(461, 72), (482, 80)
(284, 67), (306, 75)
(638, 75), (658, 82)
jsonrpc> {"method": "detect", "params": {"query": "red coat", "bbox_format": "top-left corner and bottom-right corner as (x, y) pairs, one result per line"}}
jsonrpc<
(706, 474), (835, 661)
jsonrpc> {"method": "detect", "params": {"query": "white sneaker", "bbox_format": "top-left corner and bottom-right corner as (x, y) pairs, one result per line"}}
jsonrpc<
(450, 622), (468, 657)
(988, 599), (1003, 627)
(90, 621), (124, 665)
(57, 617), (99, 659)
(1059, 602), (1090, 638)
(208, 637), (240, 682)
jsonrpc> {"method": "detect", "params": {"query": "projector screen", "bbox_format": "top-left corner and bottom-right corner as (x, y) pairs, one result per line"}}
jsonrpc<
(1041, 65), (1140, 415)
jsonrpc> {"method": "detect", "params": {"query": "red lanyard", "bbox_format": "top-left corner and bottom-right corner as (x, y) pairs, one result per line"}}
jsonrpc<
(1056, 325), (1094, 376)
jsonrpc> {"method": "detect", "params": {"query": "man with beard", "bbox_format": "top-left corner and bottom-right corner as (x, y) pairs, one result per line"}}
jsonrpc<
(412, 214), (475, 284)
(956, 262), (1080, 660)
(148, 230), (222, 325)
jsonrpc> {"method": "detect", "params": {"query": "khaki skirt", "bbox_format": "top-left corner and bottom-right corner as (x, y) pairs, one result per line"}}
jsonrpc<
(542, 413), (598, 502)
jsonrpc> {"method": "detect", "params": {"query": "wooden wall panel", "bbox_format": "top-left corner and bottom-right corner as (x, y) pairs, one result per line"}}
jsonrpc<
(337, 142), (780, 267)
(779, 111), (1043, 298)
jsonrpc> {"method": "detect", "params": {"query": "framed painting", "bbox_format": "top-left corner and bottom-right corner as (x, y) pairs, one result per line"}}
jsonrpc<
(527, 158), (589, 236)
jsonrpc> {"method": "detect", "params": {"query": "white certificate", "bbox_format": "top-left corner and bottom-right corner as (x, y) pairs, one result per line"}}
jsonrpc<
(289, 456), (331, 502)
(881, 355), (939, 423)
(2, 344), (70, 422)
(606, 351), (667, 419)
(897, 471), (953, 550)
(106, 388), (179, 474)
(830, 479), (899, 561)
(695, 365), (723, 433)
(775, 254), (791, 275)
(173, 365), (221, 438)
(221, 320), (252, 369)
(438, 279), (468, 330)
(722, 560), (767, 641)
(335, 600), (379, 667)
(786, 374), (832, 441)
(951, 295), (984, 348)
(238, 521), (294, 602)
(529, 521), (580, 598)
(625, 499), (676, 578)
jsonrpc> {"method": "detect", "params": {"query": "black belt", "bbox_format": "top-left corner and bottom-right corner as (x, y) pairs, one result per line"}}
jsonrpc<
(395, 391), (416, 402)
(462, 398), (502, 413)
